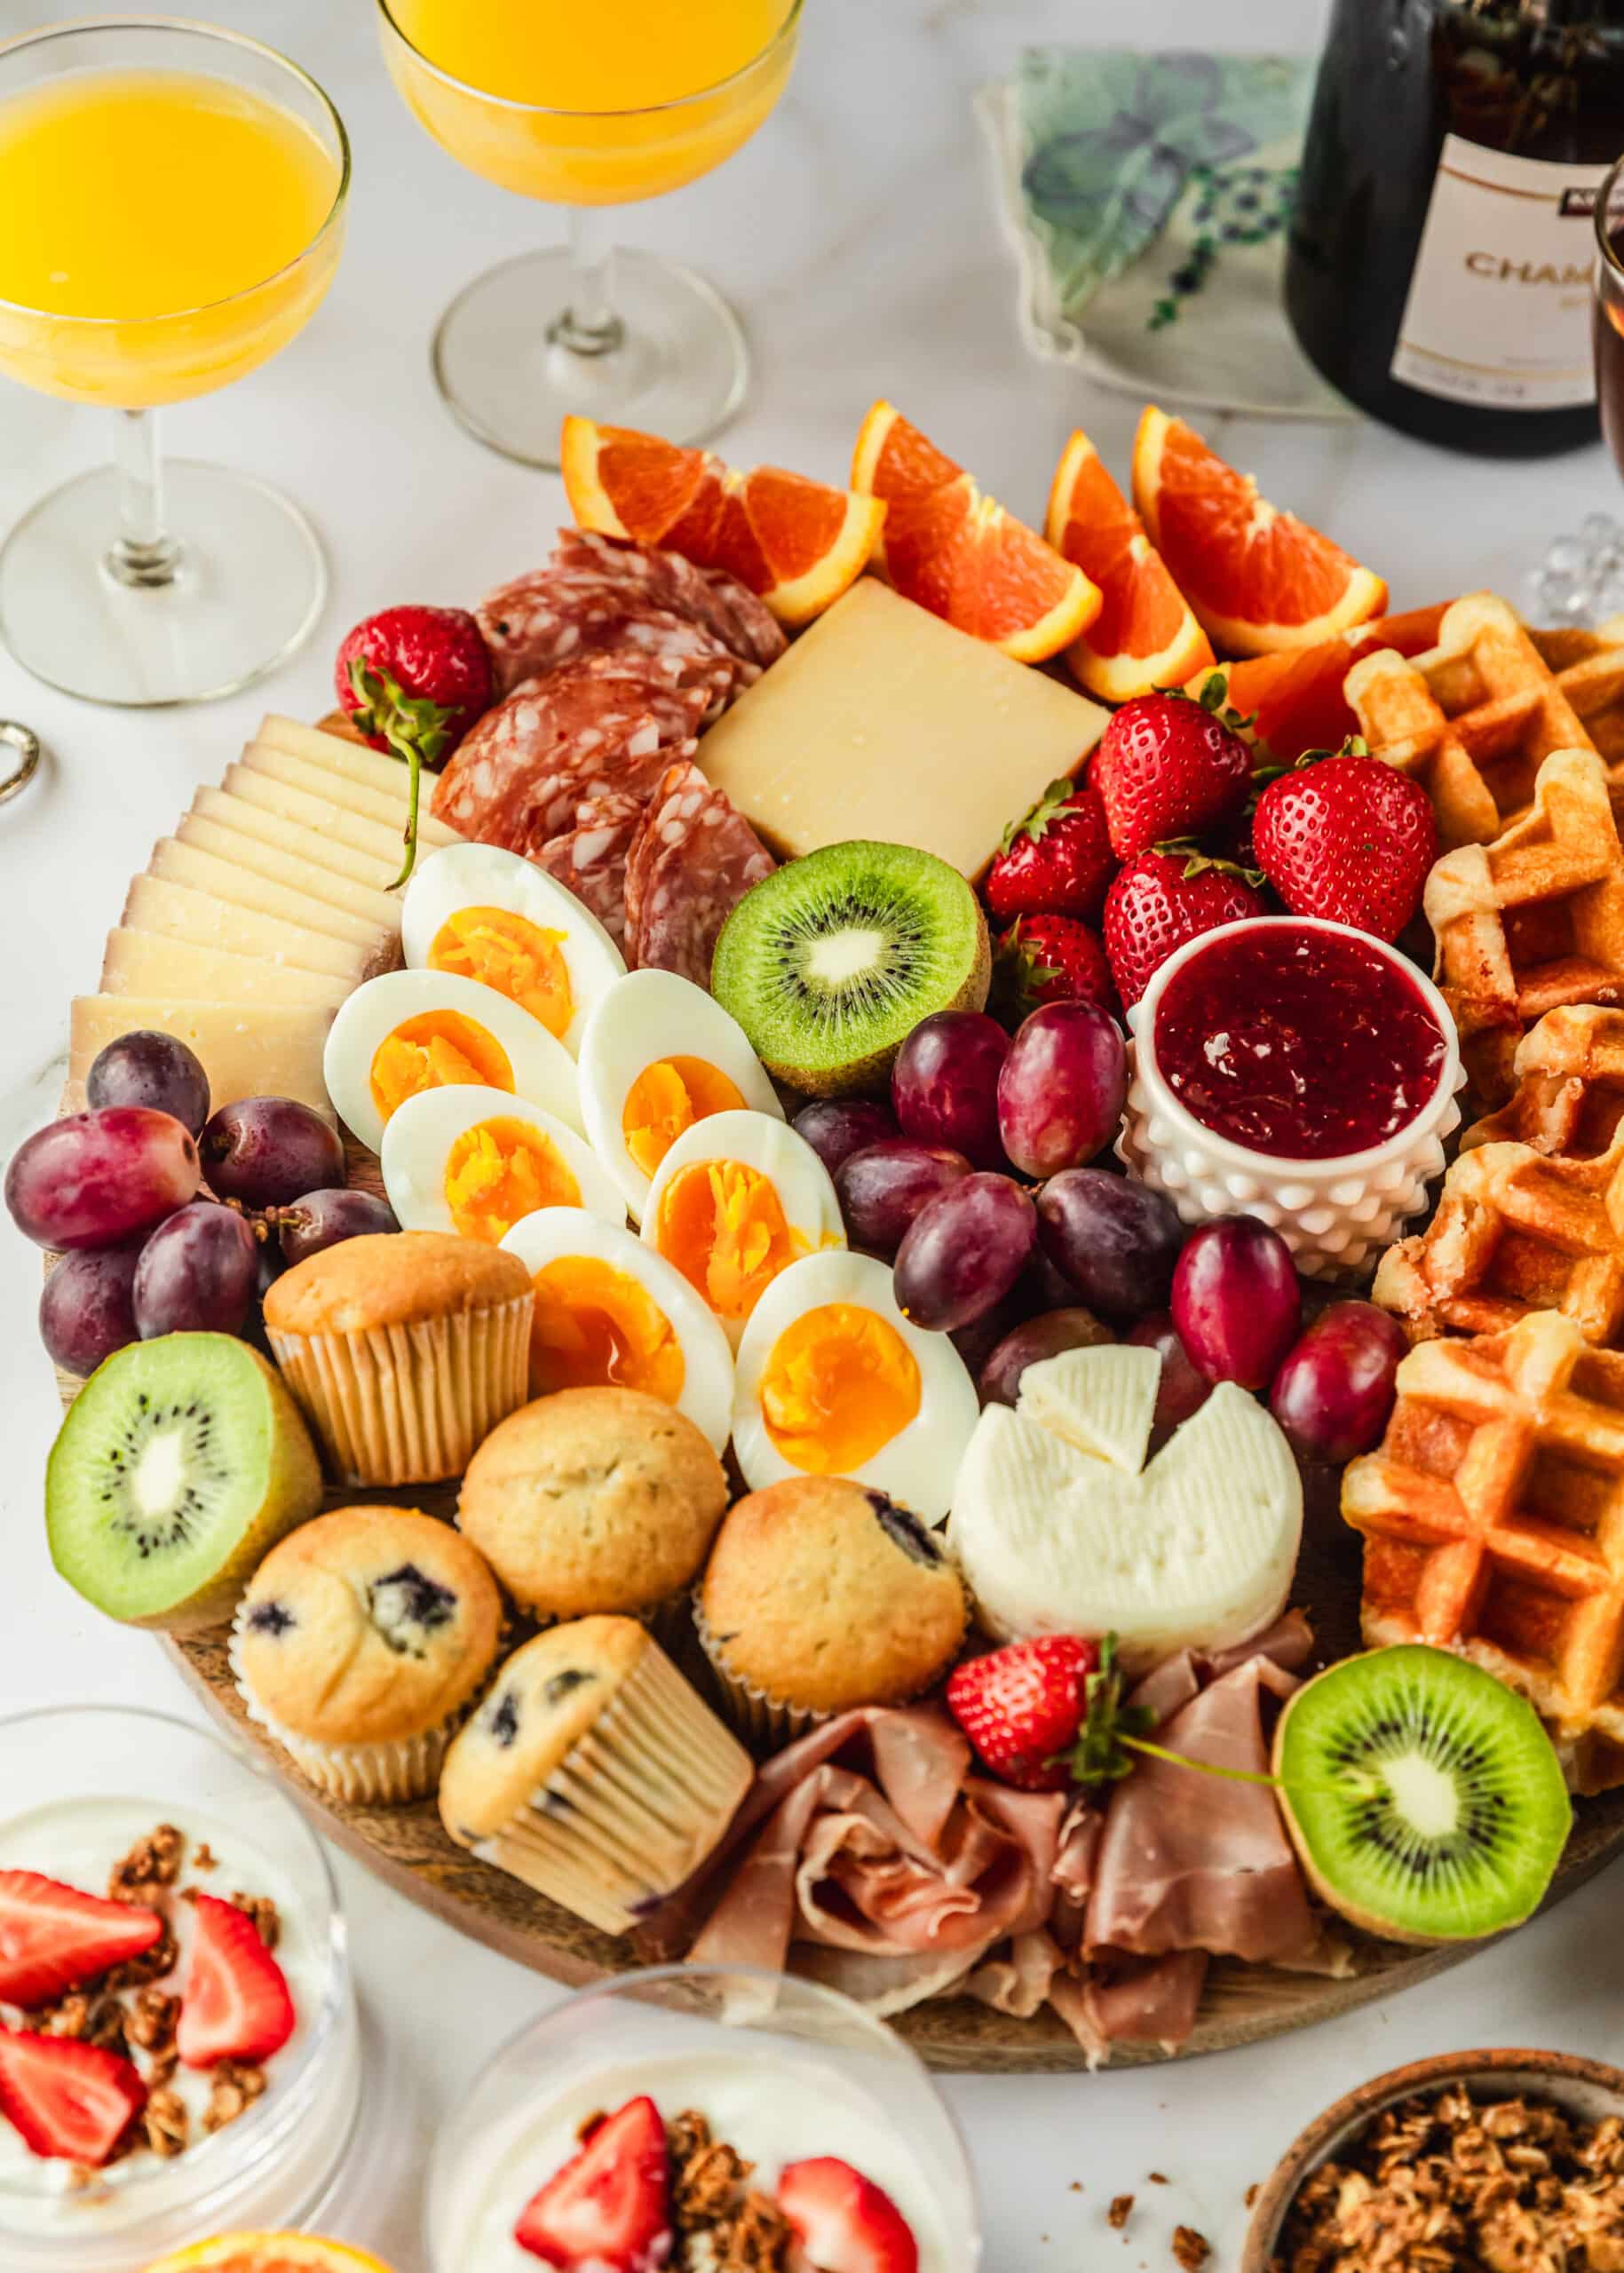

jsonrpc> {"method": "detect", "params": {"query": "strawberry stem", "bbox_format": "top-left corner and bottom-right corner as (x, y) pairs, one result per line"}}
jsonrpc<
(346, 655), (455, 888)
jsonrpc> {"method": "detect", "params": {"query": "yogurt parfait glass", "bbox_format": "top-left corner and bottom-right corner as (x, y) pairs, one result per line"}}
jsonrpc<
(0, 1705), (362, 2273)
(427, 1963), (982, 2273)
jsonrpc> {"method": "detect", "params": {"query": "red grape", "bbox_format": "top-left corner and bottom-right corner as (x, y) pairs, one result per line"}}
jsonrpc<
(1035, 1168), (1184, 1321)
(1171, 1216), (1302, 1390)
(133, 1203), (259, 1338)
(836, 1140), (971, 1256)
(978, 1307), (1113, 1409)
(995, 1001), (1126, 1179)
(891, 1011), (1010, 1170)
(39, 1246), (142, 1377)
(273, 1187), (399, 1265)
(200, 1097), (345, 1210)
(1124, 1311), (1212, 1437)
(1270, 1300), (1408, 1464)
(5, 1108), (200, 1251)
(893, 1172), (1036, 1333)
(793, 1099), (898, 1178)
(85, 1030), (210, 1136)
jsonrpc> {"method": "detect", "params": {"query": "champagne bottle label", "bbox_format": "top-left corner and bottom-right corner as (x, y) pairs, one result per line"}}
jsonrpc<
(1390, 134), (1604, 410)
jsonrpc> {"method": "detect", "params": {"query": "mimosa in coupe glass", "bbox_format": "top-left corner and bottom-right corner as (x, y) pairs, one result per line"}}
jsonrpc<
(0, 18), (348, 706)
(377, 0), (802, 468)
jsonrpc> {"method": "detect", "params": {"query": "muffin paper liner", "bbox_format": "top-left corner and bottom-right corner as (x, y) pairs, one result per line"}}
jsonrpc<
(475, 1640), (753, 1935)
(691, 1588), (965, 1752)
(268, 1292), (532, 1486)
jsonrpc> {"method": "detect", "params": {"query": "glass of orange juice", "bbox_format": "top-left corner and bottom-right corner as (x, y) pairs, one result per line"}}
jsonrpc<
(0, 18), (348, 707)
(376, 0), (802, 468)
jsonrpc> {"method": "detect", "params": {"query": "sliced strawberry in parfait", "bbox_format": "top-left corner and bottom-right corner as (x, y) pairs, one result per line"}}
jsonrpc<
(0, 2029), (147, 2166)
(0, 1867), (164, 2009)
(513, 2094), (674, 2271)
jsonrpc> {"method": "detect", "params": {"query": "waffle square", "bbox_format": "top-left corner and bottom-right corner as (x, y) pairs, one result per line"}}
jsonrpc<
(1466, 1005), (1624, 1160)
(1343, 1311), (1624, 1792)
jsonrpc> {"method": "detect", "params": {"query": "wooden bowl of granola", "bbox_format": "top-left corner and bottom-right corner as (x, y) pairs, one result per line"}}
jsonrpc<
(1241, 2047), (1624, 2272)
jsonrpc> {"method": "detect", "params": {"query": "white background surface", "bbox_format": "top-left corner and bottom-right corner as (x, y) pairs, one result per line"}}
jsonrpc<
(2, 2), (1622, 2266)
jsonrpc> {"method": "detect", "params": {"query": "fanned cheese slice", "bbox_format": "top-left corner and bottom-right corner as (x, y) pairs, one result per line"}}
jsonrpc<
(150, 836), (400, 947)
(122, 875), (371, 983)
(99, 929), (351, 1010)
(1018, 1344), (1158, 1472)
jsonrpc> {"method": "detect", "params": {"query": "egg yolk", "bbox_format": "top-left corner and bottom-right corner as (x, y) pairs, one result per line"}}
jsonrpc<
(528, 1256), (685, 1403)
(429, 907), (573, 1040)
(370, 1010), (514, 1123)
(655, 1159), (804, 1322)
(622, 1057), (747, 1178)
(442, 1117), (580, 1244)
(760, 1303), (922, 1473)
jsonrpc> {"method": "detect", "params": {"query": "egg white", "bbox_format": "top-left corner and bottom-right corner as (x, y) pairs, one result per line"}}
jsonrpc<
(400, 841), (626, 1056)
(380, 1083), (625, 1243)
(324, 968), (583, 1157)
(499, 1207), (734, 1454)
(731, 1249), (978, 1525)
(577, 970), (783, 1221)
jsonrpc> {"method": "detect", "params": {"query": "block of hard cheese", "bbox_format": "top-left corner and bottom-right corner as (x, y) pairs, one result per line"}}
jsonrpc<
(68, 999), (333, 1120)
(99, 930), (352, 1011)
(694, 580), (1110, 877)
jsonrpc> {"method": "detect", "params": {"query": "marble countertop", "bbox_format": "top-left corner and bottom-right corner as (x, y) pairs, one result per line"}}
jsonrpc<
(3, 0), (1621, 2265)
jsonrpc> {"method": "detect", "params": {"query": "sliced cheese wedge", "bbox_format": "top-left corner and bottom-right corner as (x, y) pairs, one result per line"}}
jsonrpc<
(99, 929), (352, 1010)
(239, 740), (458, 843)
(69, 998), (333, 1120)
(1018, 1344), (1158, 1472)
(181, 798), (402, 901)
(218, 764), (453, 871)
(122, 875), (372, 984)
(150, 836), (400, 952)
(257, 713), (445, 804)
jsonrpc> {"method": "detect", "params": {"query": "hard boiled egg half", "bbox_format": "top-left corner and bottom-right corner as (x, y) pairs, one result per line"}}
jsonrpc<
(324, 969), (582, 1157)
(640, 1110), (844, 1350)
(732, 1250), (978, 1525)
(401, 842), (625, 1056)
(381, 1084), (624, 1246)
(578, 969), (783, 1221)
(500, 1208), (733, 1454)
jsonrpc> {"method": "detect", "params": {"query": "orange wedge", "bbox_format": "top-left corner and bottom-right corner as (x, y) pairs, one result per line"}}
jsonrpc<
(560, 416), (883, 628)
(142, 2238), (396, 2273)
(850, 400), (1099, 662)
(1132, 407), (1388, 656)
(1200, 604), (1453, 760)
(1044, 427), (1214, 703)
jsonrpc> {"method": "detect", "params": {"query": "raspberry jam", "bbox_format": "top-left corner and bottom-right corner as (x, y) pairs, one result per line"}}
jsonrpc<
(1151, 923), (1447, 1160)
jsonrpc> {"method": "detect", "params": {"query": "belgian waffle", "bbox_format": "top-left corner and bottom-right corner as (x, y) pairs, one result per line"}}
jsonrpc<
(1372, 1139), (1624, 1347)
(1342, 1310), (1624, 1793)
(1422, 746), (1624, 1109)
(1465, 1005), (1624, 1160)
(1344, 593), (1624, 850)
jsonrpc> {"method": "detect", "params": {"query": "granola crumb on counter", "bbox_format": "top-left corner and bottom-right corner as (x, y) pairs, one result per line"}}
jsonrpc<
(1108, 2194), (1136, 2231)
(107, 1823), (183, 1902)
(666, 2111), (795, 2270)
(1245, 2182), (1259, 2208)
(1149, 2171), (1169, 2184)
(1172, 2227), (1209, 2271)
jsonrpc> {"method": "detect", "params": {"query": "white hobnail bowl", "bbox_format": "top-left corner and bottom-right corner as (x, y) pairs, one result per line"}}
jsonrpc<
(1116, 915), (1465, 1281)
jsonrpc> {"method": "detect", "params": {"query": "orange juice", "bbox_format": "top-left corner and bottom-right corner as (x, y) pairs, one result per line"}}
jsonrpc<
(384, 0), (797, 205)
(0, 67), (343, 407)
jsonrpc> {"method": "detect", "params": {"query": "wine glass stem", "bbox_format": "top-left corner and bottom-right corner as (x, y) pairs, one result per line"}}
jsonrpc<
(550, 204), (624, 359)
(107, 407), (182, 590)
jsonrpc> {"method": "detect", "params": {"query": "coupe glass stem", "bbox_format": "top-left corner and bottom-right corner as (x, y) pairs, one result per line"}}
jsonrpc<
(107, 407), (182, 590)
(549, 204), (624, 358)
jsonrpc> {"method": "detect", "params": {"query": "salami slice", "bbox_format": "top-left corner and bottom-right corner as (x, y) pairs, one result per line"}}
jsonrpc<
(532, 790), (647, 948)
(556, 530), (786, 670)
(623, 759), (777, 986)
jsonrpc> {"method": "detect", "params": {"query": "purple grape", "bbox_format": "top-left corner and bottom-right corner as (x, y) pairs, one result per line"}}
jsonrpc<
(86, 1030), (210, 1136)
(995, 1001), (1127, 1180)
(891, 1011), (1010, 1170)
(1269, 1300), (1408, 1464)
(1124, 1311), (1212, 1436)
(6, 1109), (200, 1251)
(133, 1203), (258, 1337)
(836, 1140), (971, 1257)
(1017, 1243), (1081, 1316)
(978, 1307), (1113, 1409)
(39, 1246), (142, 1376)
(1171, 1216), (1302, 1390)
(793, 1098), (898, 1179)
(273, 1187), (399, 1265)
(200, 1097), (345, 1210)
(1035, 1168), (1184, 1321)
(893, 1172), (1036, 1333)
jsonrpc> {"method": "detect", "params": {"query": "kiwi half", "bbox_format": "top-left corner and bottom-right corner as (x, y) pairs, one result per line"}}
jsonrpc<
(711, 839), (990, 1095)
(47, 1334), (322, 1632)
(1273, 1644), (1572, 1945)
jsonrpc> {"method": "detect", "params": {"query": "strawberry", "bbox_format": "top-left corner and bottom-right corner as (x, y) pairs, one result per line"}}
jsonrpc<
(334, 604), (494, 885)
(985, 778), (1115, 925)
(1092, 680), (1254, 862)
(1252, 747), (1438, 943)
(176, 1893), (295, 2070)
(778, 2156), (920, 2273)
(0, 2029), (146, 2166)
(945, 1636), (1101, 1792)
(1103, 846), (1269, 1010)
(513, 2094), (672, 2271)
(992, 915), (1116, 1024)
(0, 1871), (162, 2008)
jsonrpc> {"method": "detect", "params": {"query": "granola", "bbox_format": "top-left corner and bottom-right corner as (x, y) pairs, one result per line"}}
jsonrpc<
(203, 2059), (268, 2134)
(666, 2111), (796, 2272)
(227, 1891), (281, 1951)
(1108, 2194), (1136, 2231)
(107, 1823), (183, 1903)
(1173, 2228), (1211, 2271)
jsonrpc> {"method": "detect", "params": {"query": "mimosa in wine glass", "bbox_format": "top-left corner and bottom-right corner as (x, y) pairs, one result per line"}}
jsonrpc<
(377, 0), (802, 469)
(0, 18), (348, 706)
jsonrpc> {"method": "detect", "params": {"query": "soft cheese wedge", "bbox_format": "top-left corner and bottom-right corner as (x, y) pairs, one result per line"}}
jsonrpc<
(948, 1344), (1302, 1667)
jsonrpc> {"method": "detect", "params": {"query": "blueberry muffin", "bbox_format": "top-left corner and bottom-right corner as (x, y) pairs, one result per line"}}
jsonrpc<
(231, 1505), (503, 1803)
(696, 1477), (969, 1746)
(438, 1617), (752, 1934)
